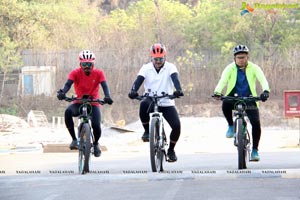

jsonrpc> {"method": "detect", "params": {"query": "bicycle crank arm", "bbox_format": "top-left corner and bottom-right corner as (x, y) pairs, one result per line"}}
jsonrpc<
(163, 150), (169, 162)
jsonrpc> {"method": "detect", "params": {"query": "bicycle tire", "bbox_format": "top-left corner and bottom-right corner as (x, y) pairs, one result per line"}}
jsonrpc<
(236, 118), (247, 169)
(78, 123), (92, 174)
(78, 137), (84, 174)
(149, 117), (163, 172)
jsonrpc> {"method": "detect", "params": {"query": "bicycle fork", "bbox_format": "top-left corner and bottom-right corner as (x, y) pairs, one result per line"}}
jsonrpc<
(242, 120), (251, 160)
(77, 121), (83, 151)
(77, 119), (94, 153)
(160, 120), (168, 161)
(151, 113), (168, 159)
(234, 119), (251, 160)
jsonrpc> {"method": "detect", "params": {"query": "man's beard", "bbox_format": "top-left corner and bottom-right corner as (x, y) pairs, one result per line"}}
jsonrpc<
(83, 68), (91, 76)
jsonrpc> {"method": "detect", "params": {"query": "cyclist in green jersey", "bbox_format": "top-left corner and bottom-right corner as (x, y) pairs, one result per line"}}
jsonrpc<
(213, 45), (270, 161)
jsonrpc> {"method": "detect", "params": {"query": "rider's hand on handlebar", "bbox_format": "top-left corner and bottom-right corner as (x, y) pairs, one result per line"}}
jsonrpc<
(212, 92), (222, 100)
(173, 90), (184, 98)
(260, 90), (269, 102)
(104, 96), (113, 105)
(57, 89), (66, 100)
(128, 90), (139, 99)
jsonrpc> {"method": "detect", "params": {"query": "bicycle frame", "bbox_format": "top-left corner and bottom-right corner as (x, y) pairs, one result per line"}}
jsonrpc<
(149, 106), (164, 148)
(149, 95), (167, 172)
(64, 95), (105, 174)
(77, 104), (94, 144)
(136, 92), (175, 172)
(220, 96), (261, 169)
(77, 103), (94, 174)
(233, 102), (251, 169)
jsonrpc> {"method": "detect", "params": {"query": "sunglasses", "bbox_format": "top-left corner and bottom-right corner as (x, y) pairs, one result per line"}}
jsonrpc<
(81, 62), (93, 67)
(153, 57), (165, 62)
(236, 56), (246, 59)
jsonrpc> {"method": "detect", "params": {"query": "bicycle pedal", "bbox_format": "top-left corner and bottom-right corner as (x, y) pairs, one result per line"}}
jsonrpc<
(249, 159), (259, 162)
(233, 140), (238, 147)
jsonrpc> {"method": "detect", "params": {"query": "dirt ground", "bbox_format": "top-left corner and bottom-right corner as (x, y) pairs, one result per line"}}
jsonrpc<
(0, 112), (299, 155)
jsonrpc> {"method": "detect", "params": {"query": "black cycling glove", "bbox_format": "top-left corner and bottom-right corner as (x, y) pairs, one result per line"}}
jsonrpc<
(128, 91), (138, 99)
(57, 89), (66, 100)
(173, 90), (184, 98)
(104, 96), (113, 105)
(260, 90), (269, 102)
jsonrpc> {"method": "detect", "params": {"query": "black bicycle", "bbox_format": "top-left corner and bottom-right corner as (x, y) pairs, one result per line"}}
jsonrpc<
(64, 95), (105, 174)
(136, 92), (176, 172)
(215, 95), (262, 169)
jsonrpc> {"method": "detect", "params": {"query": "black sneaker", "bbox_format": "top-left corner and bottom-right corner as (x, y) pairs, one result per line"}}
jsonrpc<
(167, 149), (177, 162)
(141, 132), (149, 142)
(69, 139), (78, 150)
(93, 144), (101, 157)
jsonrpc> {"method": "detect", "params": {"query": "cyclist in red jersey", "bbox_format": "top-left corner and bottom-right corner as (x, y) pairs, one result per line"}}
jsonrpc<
(57, 50), (113, 157)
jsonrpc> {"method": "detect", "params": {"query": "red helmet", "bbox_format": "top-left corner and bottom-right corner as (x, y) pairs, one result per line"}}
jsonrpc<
(150, 43), (166, 58)
(78, 50), (95, 62)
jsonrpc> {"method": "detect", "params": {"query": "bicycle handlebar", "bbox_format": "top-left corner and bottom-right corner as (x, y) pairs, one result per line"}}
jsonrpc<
(213, 95), (262, 114)
(135, 93), (177, 101)
(64, 96), (106, 105)
(212, 95), (261, 102)
(220, 96), (261, 102)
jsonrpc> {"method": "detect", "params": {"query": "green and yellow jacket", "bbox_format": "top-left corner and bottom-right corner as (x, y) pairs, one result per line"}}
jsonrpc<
(214, 61), (270, 97)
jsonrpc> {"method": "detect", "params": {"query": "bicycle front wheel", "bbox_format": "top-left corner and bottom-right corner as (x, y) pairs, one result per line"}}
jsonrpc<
(236, 118), (247, 169)
(78, 123), (92, 174)
(149, 117), (163, 172)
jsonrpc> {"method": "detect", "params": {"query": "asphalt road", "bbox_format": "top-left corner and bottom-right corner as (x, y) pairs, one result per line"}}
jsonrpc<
(0, 150), (300, 200)
(1, 117), (300, 199)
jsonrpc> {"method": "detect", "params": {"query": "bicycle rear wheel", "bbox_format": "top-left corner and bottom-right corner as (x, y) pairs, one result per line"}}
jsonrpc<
(78, 123), (92, 174)
(236, 118), (247, 169)
(149, 117), (163, 172)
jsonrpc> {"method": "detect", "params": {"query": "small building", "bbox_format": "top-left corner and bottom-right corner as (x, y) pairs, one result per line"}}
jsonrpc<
(21, 66), (56, 96)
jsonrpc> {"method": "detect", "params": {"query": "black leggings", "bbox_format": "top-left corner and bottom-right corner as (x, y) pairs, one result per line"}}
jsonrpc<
(222, 101), (261, 150)
(139, 98), (181, 143)
(64, 104), (102, 145)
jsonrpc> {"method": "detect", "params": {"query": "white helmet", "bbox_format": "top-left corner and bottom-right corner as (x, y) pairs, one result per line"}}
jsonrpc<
(233, 45), (249, 56)
(78, 50), (95, 62)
